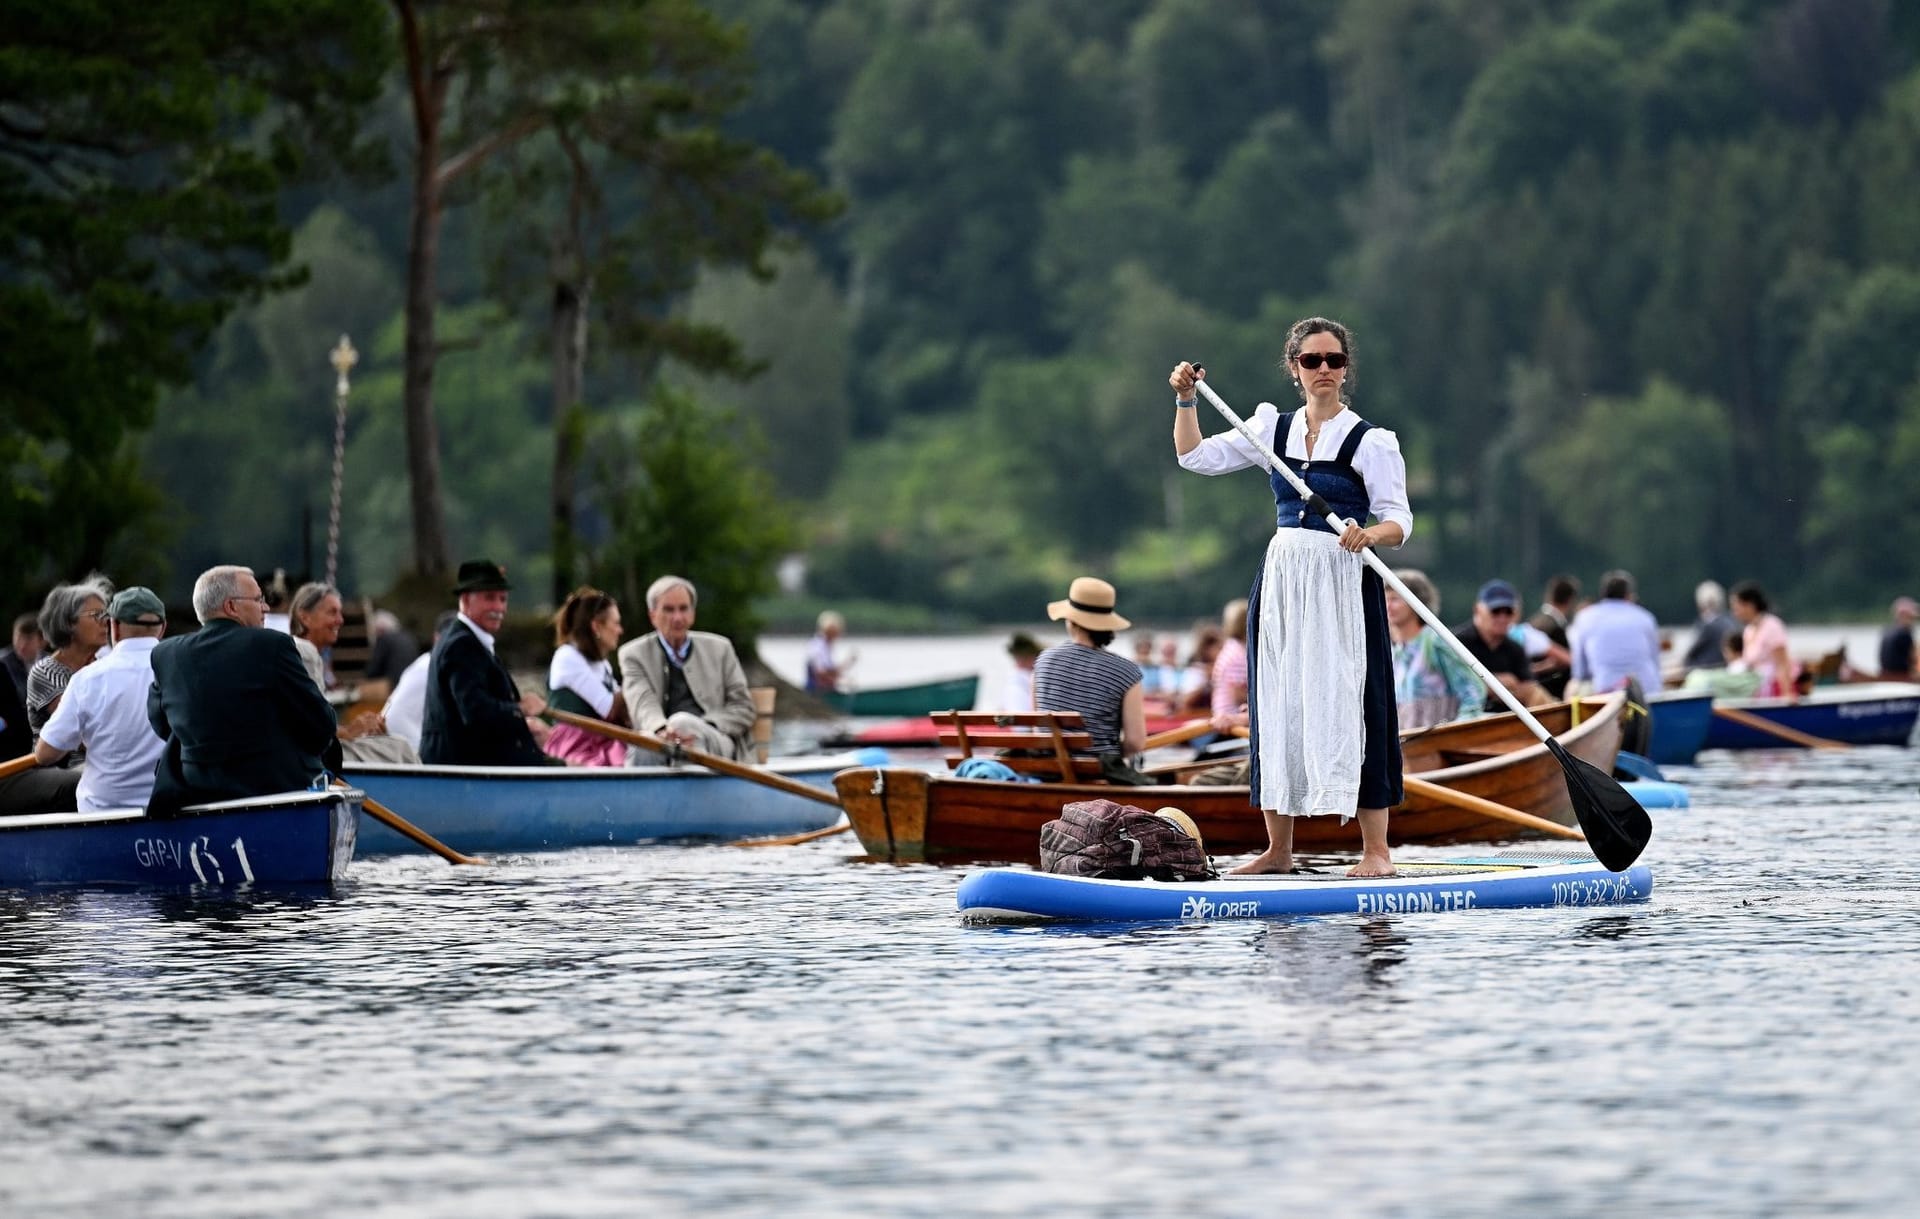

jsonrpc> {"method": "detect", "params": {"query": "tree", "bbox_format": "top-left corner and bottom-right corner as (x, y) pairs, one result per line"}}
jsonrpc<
(587, 389), (794, 652)
(0, 0), (387, 613)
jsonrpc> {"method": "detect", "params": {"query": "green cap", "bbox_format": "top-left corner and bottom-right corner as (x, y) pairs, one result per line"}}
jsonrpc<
(108, 586), (166, 625)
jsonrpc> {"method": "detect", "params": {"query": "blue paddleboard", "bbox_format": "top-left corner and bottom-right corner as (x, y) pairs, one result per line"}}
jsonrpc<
(956, 849), (1654, 924)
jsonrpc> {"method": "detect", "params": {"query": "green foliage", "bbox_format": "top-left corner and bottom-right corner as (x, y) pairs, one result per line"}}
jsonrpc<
(0, 0), (387, 613)
(586, 388), (795, 652)
(1447, 27), (1629, 194)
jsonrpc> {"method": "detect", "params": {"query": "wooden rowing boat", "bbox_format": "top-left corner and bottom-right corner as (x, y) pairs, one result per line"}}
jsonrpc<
(817, 674), (979, 717)
(833, 693), (1625, 864)
(823, 711), (1205, 749)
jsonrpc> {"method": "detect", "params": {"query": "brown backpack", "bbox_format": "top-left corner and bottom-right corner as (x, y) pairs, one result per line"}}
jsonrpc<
(1038, 799), (1215, 881)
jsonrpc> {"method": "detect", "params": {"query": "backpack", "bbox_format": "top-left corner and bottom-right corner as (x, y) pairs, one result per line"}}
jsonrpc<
(1038, 799), (1215, 881)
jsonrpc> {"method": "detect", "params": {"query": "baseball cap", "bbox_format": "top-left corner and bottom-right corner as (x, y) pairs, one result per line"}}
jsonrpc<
(1476, 579), (1519, 611)
(108, 586), (167, 625)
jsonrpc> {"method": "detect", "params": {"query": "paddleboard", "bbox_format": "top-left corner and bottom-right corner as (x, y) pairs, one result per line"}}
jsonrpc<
(1624, 778), (1690, 809)
(956, 848), (1653, 924)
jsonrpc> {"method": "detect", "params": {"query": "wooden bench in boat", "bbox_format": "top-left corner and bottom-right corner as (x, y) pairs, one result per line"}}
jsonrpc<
(934, 711), (1107, 782)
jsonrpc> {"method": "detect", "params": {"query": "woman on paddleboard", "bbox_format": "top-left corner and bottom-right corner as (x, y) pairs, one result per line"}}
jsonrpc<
(1169, 317), (1410, 877)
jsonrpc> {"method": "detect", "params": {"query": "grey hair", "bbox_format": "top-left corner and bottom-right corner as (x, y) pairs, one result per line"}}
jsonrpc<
(192, 565), (254, 625)
(1695, 579), (1724, 614)
(37, 573), (116, 649)
(1393, 568), (1439, 614)
(289, 582), (341, 638)
(645, 575), (698, 614)
(370, 609), (401, 636)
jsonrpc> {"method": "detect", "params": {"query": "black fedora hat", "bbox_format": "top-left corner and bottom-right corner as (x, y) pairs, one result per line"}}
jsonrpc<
(453, 558), (513, 594)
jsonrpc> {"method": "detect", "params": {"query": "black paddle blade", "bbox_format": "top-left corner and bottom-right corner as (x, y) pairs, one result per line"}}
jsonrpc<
(1547, 739), (1652, 872)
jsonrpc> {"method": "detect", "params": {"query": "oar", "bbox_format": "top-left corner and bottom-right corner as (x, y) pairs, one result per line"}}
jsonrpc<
(547, 708), (841, 807)
(1142, 717), (1215, 750)
(1402, 776), (1586, 841)
(1712, 705), (1850, 750)
(331, 781), (486, 866)
(1193, 377), (1652, 871)
(730, 822), (853, 848)
(0, 754), (38, 781)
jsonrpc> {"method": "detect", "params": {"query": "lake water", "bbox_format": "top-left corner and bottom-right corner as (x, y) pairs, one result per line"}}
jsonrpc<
(4, 700), (1919, 1215)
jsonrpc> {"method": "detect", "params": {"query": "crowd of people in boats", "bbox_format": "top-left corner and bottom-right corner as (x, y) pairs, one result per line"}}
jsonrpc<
(0, 558), (766, 819)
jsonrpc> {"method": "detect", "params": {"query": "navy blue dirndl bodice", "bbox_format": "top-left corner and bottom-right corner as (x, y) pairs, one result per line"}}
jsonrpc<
(1271, 411), (1374, 531)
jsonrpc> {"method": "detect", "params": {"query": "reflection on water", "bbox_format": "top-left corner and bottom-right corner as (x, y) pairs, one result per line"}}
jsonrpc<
(2, 746), (1919, 1217)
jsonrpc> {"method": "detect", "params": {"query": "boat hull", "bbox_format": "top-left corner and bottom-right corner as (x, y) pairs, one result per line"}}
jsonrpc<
(837, 696), (1625, 864)
(0, 790), (358, 888)
(344, 755), (859, 856)
(819, 675), (979, 717)
(829, 712), (1204, 749)
(957, 852), (1654, 924)
(1700, 683), (1920, 750)
(1645, 690), (1714, 764)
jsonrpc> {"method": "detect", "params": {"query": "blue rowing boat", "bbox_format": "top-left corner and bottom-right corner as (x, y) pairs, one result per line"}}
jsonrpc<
(956, 850), (1654, 924)
(344, 752), (873, 856)
(0, 789), (358, 888)
(1699, 682), (1920, 750)
(1645, 690), (1714, 764)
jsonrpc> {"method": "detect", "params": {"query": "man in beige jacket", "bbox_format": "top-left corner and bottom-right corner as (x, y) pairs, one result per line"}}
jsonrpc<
(617, 575), (757, 763)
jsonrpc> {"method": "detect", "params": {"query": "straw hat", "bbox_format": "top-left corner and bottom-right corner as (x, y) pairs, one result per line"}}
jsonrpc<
(1153, 806), (1203, 852)
(1047, 576), (1131, 632)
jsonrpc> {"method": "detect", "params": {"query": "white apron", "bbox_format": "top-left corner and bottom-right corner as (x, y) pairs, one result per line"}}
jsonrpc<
(1252, 528), (1367, 817)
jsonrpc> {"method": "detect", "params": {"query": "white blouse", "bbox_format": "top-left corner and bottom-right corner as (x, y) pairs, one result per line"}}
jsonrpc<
(1176, 402), (1413, 543)
(549, 643), (616, 717)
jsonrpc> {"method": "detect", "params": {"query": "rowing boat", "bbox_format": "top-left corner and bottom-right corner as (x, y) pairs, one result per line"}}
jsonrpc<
(1644, 689), (1714, 764)
(825, 711), (1204, 749)
(817, 674), (979, 717)
(344, 752), (871, 856)
(1699, 682), (1920, 750)
(0, 789), (358, 888)
(835, 694), (1625, 863)
(957, 848), (1652, 924)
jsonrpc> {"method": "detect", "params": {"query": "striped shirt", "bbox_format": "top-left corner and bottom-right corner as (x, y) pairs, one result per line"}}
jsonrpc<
(1033, 643), (1142, 753)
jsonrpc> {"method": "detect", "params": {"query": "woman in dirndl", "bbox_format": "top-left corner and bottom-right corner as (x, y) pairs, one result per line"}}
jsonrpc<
(1168, 317), (1410, 877)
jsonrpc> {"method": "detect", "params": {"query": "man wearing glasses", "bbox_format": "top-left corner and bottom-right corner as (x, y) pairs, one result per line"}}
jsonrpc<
(1452, 579), (1547, 712)
(145, 565), (341, 816)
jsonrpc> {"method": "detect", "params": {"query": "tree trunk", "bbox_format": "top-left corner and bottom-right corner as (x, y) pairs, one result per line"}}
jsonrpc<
(550, 272), (589, 602)
(399, 4), (452, 579)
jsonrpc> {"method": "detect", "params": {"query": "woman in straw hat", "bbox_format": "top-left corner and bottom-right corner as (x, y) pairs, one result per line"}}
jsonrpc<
(1033, 577), (1147, 764)
(1168, 317), (1410, 877)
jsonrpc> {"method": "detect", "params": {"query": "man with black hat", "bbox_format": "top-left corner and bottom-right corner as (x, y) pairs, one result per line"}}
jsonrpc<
(146, 565), (342, 815)
(419, 559), (553, 767)
(33, 587), (169, 810)
(1451, 578), (1546, 712)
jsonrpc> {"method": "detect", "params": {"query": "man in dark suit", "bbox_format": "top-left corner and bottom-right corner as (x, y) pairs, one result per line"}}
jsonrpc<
(146, 565), (342, 816)
(419, 559), (553, 767)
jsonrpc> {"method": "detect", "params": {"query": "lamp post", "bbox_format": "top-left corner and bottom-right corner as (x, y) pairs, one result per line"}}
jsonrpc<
(326, 334), (358, 589)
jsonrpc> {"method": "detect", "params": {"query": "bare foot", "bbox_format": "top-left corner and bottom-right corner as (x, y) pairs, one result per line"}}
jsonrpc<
(1229, 849), (1294, 876)
(1346, 850), (1395, 878)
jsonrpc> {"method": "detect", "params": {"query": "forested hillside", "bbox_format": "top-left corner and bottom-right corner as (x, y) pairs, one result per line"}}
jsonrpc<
(118, 0), (1920, 623)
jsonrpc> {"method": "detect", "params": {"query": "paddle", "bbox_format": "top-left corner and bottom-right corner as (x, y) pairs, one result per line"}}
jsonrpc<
(547, 708), (841, 808)
(332, 782), (487, 866)
(0, 754), (37, 781)
(1402, 776), (1587, 841)
(1141, 717), (1215, 750)
(1712, 704), (1850, 750)
(1192, 377), (1652, 872)
(731, 822), (853, 847)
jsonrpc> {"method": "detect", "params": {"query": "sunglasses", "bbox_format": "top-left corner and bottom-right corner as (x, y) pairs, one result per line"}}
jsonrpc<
(1486, 606), (1517, 617)
(1296, 352), (1349, 370)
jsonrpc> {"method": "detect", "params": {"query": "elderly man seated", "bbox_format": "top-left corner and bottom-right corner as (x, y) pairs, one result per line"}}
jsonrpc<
(33, 587), (169, 810)
(617, 575), (757, 763)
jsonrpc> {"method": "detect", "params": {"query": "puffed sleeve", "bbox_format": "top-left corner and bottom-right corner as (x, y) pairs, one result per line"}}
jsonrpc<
(1176, 402), (1281, 476)
(1355, 426), (1413, 545)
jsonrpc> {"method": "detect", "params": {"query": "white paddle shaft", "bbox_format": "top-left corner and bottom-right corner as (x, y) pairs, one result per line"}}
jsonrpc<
(1191, 378), (1555, 746)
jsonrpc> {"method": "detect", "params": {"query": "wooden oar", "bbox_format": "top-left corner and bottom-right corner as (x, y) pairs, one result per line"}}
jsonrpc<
(1194, 378), (1652, 872)
(1141, 717), (1215, 750)
(332, 782), (487, 867)
(0, 754), (38, 781)
(1712, 705), (1850, 750)
(731, 822), (853, 848)
(547, 708), (841, 807)
(1402, 776), (1586, 841)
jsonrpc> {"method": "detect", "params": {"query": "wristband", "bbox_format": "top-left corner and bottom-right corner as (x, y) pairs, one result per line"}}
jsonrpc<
(1175, 397), (1196, 408)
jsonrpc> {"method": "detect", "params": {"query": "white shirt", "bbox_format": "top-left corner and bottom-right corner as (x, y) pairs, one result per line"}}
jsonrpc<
(457, 612), (497, 654)
(37, 636), (165, 811)
(382, 652), (433, 751)
(264, 612), (291, 634)
(1510, 621), (1552, 660)
(548, 643), (615, 717)
(1001, 667), (1034, 712)
(1176, 402), (1414, 543)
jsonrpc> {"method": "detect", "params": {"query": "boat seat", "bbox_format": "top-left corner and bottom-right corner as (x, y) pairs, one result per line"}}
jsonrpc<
(935, 711), (1107, 781)
(1436, 748), (1508, 767)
